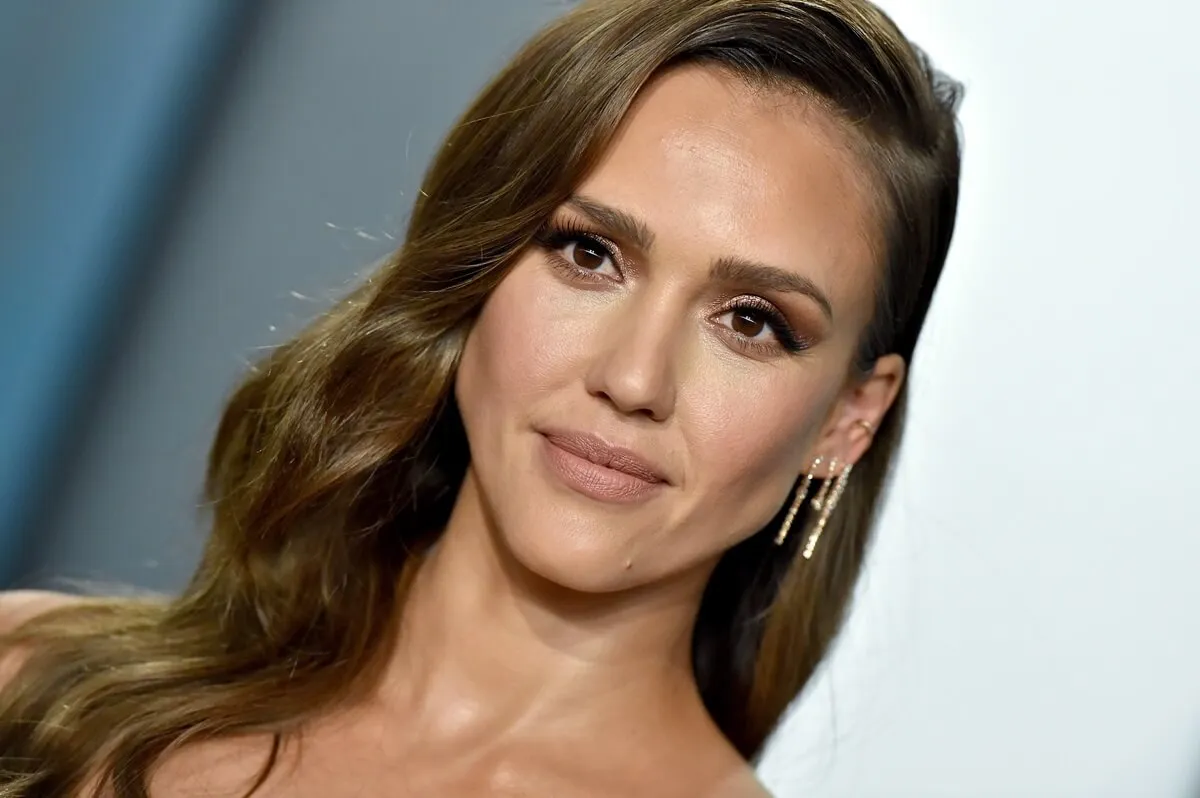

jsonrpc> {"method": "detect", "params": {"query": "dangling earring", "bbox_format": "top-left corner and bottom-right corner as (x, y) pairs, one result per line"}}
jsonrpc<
(809, 456), (839, 513)
(802, 459), (854, 560)
(774, 456), (822, 545)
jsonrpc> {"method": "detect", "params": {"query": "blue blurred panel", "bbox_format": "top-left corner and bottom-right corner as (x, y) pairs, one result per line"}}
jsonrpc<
(0, 1), (247, 583)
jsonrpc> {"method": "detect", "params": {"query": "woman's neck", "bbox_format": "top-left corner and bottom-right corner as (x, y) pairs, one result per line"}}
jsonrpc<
(372, 467), (717, 747)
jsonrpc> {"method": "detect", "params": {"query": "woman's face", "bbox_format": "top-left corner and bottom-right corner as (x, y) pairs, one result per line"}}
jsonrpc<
(455, 65), (903, 592)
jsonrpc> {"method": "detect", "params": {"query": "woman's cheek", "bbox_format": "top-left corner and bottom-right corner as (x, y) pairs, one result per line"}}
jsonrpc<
(467, 260), (590, 403)
(685, 369), (826, 489)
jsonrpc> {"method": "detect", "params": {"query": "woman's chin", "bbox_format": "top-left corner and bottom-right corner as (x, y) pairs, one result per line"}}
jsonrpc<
(500, 529), (643, 596)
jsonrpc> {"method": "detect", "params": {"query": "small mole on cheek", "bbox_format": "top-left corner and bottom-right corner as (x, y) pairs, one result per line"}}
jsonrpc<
(624, 558), (633, 570)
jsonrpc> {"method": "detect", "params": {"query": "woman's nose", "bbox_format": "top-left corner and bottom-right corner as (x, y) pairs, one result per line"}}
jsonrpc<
(582, 294), (681, 422)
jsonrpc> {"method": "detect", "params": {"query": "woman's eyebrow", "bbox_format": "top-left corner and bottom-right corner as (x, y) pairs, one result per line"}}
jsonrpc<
(710, 256), (834, 322)
(567, 194), (656, 252)
(565, 194), (833, 322)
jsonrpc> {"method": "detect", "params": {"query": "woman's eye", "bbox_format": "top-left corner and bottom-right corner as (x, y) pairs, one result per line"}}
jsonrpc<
(727, 309), (768, 339)
(719, 308), (774, 341)
(715, 303), (805, 353)
(560, 236), (619, 277)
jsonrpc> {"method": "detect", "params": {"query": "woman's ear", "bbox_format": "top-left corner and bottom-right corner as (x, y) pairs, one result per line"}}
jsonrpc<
(806, 354), (906, 473)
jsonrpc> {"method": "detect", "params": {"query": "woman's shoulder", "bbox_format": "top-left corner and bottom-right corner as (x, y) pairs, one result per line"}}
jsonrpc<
(0, 589), (81, 632)
(705, 766), (774, 798)
(667, 731), (774, 798)
(0, 589), (83, 687)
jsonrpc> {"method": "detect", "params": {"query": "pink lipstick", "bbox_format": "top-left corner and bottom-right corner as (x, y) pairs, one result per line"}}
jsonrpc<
(538, 430), (668, 504)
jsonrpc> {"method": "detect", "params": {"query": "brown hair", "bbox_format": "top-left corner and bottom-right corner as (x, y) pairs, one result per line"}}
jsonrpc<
(0, 1), (962, 794)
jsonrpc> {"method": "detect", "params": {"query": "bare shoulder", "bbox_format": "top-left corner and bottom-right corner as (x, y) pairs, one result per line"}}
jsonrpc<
(0, 589), (82, 633)
(0, 589), (84, 687)
(665, 732), (773, 798)
(705, 765), (774, 798)
(149, 735), (289, 798)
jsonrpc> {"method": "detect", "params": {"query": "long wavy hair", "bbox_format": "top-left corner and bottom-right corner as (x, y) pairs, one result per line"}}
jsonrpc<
(0, 1), (962, 794)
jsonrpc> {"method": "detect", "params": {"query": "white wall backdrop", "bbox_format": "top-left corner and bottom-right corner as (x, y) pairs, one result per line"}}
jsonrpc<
(760, 1), (1200, 796)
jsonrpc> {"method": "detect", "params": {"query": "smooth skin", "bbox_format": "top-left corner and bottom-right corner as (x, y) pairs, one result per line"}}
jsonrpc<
(0, 64), (904, 797)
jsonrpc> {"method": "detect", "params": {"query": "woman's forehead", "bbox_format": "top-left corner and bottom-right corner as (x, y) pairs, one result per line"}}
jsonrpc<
(572, 65), (882, 323)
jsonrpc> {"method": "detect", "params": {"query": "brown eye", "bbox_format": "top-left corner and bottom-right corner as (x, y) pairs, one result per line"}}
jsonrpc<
(715, 300), (807, 354)
(730, 310), (766, 338)
(536, 223), (621, 281)
(555, 235), (619, 279)
(569, 238), (609, 270)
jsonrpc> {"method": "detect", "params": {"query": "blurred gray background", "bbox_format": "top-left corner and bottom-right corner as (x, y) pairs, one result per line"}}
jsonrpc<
(2, 0), (568, 592)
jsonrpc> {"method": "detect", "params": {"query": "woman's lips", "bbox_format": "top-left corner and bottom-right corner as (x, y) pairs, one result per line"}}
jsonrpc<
(538, 431), (667, 504)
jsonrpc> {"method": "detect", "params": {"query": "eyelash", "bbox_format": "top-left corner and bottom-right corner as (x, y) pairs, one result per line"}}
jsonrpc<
(532, 219), (809, 355)
(722, 295), (807, 354)
(533, 219), (622, 279)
